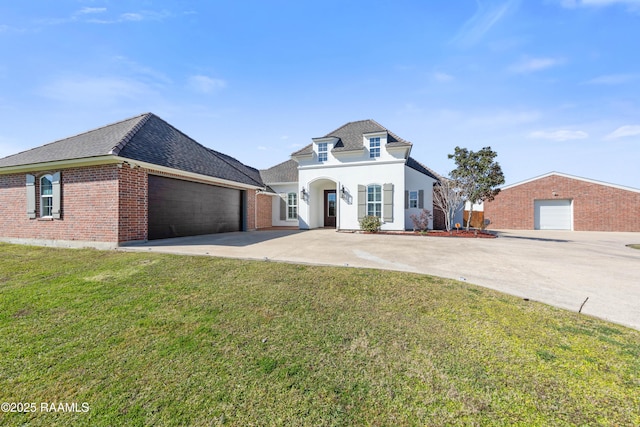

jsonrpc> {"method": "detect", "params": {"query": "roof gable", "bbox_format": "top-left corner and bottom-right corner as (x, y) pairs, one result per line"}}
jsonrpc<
(260, 159), (298, 184)
(0, 114), (149, 167)
(0, 113), (264, 187)
(292, 119), (412, 156)
(502, 171), (640, 194)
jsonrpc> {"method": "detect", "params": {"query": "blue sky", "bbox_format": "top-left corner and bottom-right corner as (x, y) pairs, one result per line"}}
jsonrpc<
(1, 0), (639, 188)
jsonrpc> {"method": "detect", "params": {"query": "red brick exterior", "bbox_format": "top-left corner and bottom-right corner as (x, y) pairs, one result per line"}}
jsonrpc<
(118, 166), (148, 242)
(0, 164), (262, 245)
(256, 193), (273, 229)
(245, 189), (257, 231)
(0, 165), (121, 243)
(484, 174), (640, 232)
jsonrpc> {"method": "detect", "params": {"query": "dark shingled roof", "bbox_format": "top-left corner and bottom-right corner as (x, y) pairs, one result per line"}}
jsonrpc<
(260, 159), (298, 184)
(0, 113), (264, 188)
(291, 119), (412, 156)
(406, 157), (442, 182)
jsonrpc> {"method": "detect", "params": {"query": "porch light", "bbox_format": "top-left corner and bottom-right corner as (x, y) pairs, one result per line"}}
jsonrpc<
(301, 187), (308, 200)
(340, 185), (346, 198)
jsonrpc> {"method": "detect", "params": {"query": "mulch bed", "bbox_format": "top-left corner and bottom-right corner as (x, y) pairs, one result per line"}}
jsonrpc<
(357, 230), (497, 238)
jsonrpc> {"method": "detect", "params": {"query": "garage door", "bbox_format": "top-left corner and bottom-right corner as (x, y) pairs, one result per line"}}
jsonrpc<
(148, 175), (243, 240)
(534, 199), (572, 230)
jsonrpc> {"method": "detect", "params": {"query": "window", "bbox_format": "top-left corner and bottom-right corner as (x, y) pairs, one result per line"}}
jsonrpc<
(367, 184), (382, 217)
(287, 192), (298, 220)
(369, 137), (380, 158)
(40, 174), (53, 217)
(409, 191), (418, 208)
(318, 142), (328, 162)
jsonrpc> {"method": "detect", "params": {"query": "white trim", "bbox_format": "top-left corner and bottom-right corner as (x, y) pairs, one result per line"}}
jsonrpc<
(299, 159), (405, 171)
(0, 155), (120, 174)
(502, 171), (640, 194)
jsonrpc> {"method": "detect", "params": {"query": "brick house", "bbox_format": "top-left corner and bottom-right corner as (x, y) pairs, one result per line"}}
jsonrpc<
(484, 172), (640, 232)
(0, 113), (266, 248)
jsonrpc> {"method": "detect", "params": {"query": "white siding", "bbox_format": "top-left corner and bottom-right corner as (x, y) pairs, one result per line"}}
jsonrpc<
(404, 166), (437, 230)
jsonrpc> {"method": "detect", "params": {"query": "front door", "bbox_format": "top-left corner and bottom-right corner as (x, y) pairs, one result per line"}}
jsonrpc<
(324, 190), (336, 227)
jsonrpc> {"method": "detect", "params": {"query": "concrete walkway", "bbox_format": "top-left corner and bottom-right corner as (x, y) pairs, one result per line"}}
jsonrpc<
(122, 229), (640, 330)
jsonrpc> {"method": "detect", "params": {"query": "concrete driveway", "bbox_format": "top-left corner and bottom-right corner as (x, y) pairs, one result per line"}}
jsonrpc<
(123, 229), (640, 330)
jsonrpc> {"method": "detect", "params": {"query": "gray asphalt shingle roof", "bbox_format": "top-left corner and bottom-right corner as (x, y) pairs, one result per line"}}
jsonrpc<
(0, 113), (264, 188)
(406, 157), (442, 182)
(291, 119), (412, 156)
(259, 159), (298, 184)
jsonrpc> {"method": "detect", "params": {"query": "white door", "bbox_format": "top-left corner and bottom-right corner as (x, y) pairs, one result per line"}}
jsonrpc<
(534, 200), (572, 230)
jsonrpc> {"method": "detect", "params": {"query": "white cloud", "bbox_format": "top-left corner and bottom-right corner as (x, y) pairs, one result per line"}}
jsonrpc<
(560, 0), (640, 11)
(529, 129), (589, 141)
(76, 7), (107, 15)
(604, 125), (640, 140)
(452, 0), (521, 47)
(508, 57), (564, 73)
(585, 73), (639, 85)
(433, 72), (454, 82)
(188, 75), (227, 94)
(257, 146), (268, 151)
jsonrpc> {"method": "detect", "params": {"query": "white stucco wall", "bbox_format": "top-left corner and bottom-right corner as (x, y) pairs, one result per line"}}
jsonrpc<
(298, 159), (407, 231)
(268, 183), (299, 227)
(404, 166), (437, 230)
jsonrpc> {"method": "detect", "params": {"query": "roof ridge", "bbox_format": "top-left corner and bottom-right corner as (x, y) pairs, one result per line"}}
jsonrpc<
(408, 156), (443, 181)
(207, 147), (264, 187)
(109, 113), (153, 155)
(0, 112), (151, 163)
(323, 119), (373, 137)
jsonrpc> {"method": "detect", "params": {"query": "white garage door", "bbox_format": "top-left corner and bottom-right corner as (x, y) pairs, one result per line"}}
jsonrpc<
(534, 200), (572, 230)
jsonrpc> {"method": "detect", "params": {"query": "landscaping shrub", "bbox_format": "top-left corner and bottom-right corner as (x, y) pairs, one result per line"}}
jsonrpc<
(410, 209), (432, 232)
(359, 215), (381, 232)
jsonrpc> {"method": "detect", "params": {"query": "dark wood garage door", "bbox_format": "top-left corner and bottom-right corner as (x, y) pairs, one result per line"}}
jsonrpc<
(148, 175), (243, 240)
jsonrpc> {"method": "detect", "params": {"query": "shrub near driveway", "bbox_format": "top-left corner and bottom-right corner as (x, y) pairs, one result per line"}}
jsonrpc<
(0, 243), (639, 426)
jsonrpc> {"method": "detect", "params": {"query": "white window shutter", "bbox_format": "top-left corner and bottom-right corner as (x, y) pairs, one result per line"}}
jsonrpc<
(383, 183), (393, 222)
(418, 190), (424, 209)
(26, 174), (36, 219)
(357, 185), (366, 220)
(52, 172), (61, 219)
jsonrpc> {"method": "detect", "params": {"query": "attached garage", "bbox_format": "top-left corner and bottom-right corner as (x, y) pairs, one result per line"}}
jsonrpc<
(534, 199), (572, 230)
(148, 175), (244, 240)
(484, 172), (640, 232)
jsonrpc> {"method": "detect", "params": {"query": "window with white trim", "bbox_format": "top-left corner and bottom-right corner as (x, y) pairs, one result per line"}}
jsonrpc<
(318, 142), (328, 162)
(40, 174), (53, 217)
(369, 137), (380, 158)
(409, 191), (418, 208)
(367, 184), (382, 217)
(287, 192), (298, 220)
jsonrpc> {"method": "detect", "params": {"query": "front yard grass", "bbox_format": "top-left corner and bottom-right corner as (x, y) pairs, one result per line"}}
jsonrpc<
(1, 243), (638, 426)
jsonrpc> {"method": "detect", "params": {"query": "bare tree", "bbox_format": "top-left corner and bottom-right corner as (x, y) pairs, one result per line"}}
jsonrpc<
(432, 177), (467, 232)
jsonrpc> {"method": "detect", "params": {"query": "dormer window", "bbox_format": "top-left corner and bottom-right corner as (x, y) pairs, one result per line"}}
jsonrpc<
(318, 142), (328, 162)
(369, 137), (380, 158)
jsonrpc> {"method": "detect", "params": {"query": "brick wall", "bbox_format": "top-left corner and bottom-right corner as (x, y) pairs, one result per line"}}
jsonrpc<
(245, 189), (256, 231)
(256, 193), (273, 228)
(484, 174), (640, 232)
(0, 165), (120, 242)
(118, 166), (148, 242)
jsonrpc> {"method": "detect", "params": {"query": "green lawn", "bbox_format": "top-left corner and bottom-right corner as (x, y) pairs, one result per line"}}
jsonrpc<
(1, 243), (638, 426)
